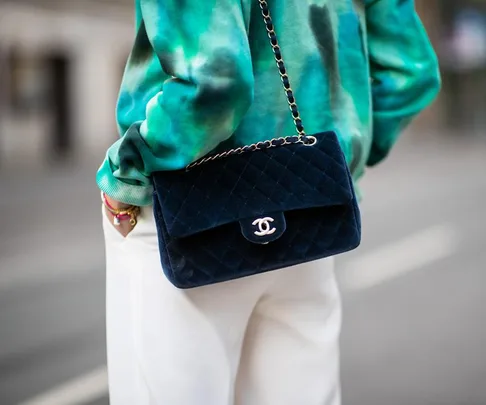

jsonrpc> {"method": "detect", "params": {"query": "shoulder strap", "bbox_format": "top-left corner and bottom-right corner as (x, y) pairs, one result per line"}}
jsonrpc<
(186, 1), (315, 170)
(258, 0), (306, 138)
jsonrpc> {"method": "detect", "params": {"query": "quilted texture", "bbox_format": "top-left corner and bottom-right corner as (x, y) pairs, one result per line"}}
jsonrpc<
(152, 131), (361, 289)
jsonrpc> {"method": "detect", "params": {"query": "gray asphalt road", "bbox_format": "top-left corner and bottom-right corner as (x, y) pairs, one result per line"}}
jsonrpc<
(1, 133), (485, 405)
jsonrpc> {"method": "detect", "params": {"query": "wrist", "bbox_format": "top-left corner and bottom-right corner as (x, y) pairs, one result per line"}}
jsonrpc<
(105, 195), (132, 210)
(101, 192), (140, 226)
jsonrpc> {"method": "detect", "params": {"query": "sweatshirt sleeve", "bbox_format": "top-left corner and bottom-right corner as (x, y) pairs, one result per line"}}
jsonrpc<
(365, 0), (441, 166)
(96, 0), (254, 206)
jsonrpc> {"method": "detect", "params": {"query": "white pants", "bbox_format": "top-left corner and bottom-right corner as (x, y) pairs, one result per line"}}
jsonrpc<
(103, 206), (342, 405)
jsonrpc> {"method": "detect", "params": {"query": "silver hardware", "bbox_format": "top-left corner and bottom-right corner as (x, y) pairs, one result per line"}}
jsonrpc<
(186, 135), (311, 169)
(252, 217), (277, 237)
(304, 136), (317, 146)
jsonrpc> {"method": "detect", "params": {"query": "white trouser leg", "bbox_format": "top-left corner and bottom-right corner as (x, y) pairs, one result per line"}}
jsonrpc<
(103, 206), (341, 405)
(103, 206), (269, 404)
(104, 208), (147, 404)
(235, 260), (342, 405)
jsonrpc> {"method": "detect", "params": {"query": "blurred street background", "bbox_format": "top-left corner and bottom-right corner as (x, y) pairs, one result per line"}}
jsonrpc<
(0, 1), (485, 404)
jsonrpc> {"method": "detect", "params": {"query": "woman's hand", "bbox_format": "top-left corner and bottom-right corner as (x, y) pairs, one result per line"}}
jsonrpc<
(104, 195), (138, 237)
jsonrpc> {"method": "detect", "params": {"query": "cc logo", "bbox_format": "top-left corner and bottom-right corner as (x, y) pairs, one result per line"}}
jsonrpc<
(252, 217), (276, 237)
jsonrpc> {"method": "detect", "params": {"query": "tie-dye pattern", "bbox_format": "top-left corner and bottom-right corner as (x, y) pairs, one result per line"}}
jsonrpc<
(97, 0), (440, 206)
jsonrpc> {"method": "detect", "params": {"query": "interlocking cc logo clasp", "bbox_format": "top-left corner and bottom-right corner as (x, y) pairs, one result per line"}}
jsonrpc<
(252, 217), (276, 237)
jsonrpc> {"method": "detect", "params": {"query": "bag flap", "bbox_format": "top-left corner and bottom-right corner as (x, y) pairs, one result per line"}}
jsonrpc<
(152, 131), (354, 239)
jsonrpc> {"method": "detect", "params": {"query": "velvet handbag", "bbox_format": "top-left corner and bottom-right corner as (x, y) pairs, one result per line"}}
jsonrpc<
(152, 0), (361, 289)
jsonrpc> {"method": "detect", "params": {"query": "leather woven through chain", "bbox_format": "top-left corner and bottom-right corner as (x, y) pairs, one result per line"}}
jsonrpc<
(187, 0), (316, 170)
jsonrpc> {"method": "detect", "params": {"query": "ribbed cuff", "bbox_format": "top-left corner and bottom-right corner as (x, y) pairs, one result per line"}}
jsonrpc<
(96, 159), (154, 207)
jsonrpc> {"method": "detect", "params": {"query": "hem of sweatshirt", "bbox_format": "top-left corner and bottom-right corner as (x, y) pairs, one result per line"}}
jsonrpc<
(96, 159), (153, 207)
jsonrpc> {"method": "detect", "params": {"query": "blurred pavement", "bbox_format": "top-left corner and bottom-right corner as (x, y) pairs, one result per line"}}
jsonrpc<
(0, 132), (485, 405)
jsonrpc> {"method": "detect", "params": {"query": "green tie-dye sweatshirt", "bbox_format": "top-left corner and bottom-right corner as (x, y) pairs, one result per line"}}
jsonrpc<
(97, 0), (441, 206)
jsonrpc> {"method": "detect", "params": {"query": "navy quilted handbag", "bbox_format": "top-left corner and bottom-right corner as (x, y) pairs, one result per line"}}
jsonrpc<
(152, 0), (361, 289)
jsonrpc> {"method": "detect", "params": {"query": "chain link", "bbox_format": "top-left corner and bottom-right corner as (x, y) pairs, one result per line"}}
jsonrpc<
(186, 0), (316, 170)
(258, 0), (306, 137)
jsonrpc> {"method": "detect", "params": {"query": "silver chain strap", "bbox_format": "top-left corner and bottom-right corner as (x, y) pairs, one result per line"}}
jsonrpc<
(187, 0), (316, 170)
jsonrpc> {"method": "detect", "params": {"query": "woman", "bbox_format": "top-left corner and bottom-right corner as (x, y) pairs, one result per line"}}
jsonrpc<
(97, 0), (440, 404)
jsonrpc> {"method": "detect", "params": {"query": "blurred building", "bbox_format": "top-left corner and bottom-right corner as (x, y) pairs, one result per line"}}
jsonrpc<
(0, 0), (484, 169)
(417, 0), (486, 134)
(0, 0), (133, 167)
